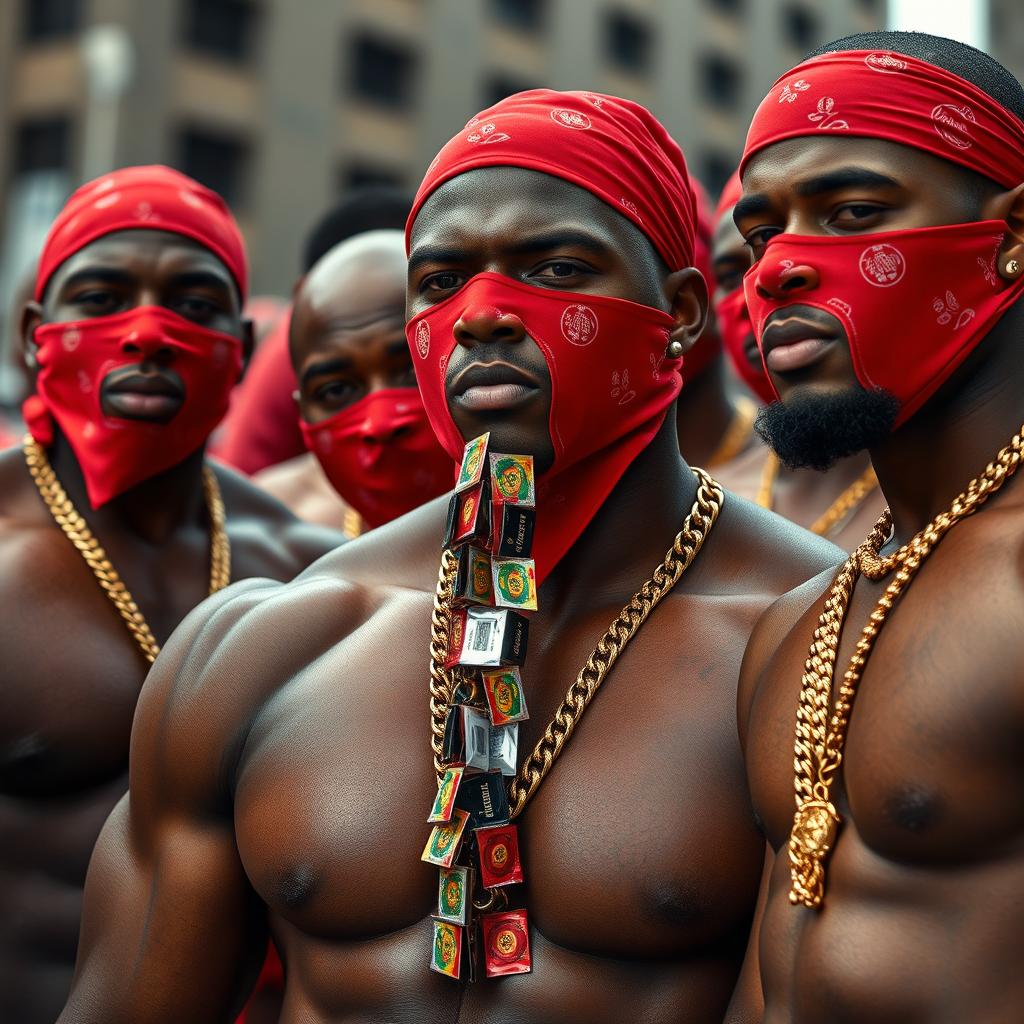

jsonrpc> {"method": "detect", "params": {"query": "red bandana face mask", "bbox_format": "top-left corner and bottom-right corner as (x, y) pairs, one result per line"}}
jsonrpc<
(743, 220), (1022, 424)
(300, 387), (455, 529)
(715, 287), (775, 405)
(407, 272), (681, 582)
(23, 305), (243, 508)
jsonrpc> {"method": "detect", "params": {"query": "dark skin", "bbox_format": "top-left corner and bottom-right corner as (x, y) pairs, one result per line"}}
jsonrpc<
(728, 136), (1024, 1023)
(60, 168), (839, 1024)
(711, 203), (885, 549)
(0, 229), (341, 1024)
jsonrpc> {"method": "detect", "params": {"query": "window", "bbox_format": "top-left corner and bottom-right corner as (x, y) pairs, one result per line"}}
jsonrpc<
(700, 53), (741, 109)
(340, 161), (406, 191)
(483, 73), (538, 108)
(701, 152), (735, 196)
(182, 0), (261, 64)
(489, 0), (545, 33)
(605, 11), (652, 74)
(705, 0), (743, 13)
(348, 33), (418, 110)
(21, 0), (81, 43)
(782, 6), (818, 51)
(177, 127), (251, 208)
(13, 117), (72, 175)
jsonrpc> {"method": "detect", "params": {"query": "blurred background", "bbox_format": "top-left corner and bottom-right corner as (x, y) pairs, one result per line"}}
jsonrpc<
(0, 0), (1015, 412)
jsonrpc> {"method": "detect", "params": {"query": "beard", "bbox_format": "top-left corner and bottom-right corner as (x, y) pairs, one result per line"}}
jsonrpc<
(755, 385), (900, 471)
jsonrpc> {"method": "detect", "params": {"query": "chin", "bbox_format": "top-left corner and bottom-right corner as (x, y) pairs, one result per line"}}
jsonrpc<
(456, 417), (554, 473)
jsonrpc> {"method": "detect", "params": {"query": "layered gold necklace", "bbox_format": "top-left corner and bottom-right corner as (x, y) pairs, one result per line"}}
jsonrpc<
(23, 436), (231, 663)
(789, 422), (1024, 908)
(757, 451), (878, 538)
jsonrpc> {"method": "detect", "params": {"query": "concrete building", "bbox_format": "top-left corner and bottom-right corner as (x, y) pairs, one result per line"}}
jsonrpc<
(0, 0), (885, 305)
(990, 0), (1024, 89)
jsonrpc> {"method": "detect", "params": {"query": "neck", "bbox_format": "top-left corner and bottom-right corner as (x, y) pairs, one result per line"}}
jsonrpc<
(870, 313), (1024, 544)
(47, 428), (209, 544)
(542, 414), (696, 611)
(675, 354), (740, 465)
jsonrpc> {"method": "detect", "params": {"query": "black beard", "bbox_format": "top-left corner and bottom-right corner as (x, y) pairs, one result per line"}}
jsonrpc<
(755, 386), (901, 470)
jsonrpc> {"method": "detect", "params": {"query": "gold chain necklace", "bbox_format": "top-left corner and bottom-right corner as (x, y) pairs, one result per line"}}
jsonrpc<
(708, 395), (757, 468)
(23, 435), (231, 664)
(789, 422), (1024, 908)
(757, 451), (879, 538)
(429, 466), (724, 815)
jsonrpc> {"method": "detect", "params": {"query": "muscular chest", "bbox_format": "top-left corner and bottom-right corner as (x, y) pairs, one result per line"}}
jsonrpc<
(748, 548), (1024, 866)
(234, 591), (763, 959)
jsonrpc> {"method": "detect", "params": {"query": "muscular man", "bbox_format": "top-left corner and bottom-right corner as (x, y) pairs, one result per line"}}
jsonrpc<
(62, 91), (838, 1024)
(674, 182), (761, 476)
(728, 32), (1024, 1022)
(0, 166), (340, 1024)
(256, 230), (452, 534)
(712, 173), (885, 547)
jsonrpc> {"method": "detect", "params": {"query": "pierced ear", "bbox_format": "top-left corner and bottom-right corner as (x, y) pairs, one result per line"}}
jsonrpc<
(984, 182), (1024, 281)
(20, 300), (43, 372)
(664, 267), (709, 356)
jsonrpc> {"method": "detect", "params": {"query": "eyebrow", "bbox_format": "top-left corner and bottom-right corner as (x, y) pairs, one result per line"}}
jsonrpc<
(733, 167), (902, 224)
(58, 266), (134, 294)
(169, 269), (234, 293)
(300, 356), (352, 386)
(408, 229), (612, 276)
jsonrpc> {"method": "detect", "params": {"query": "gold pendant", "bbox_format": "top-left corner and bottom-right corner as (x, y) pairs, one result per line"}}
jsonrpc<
(788, 799), (840, 908)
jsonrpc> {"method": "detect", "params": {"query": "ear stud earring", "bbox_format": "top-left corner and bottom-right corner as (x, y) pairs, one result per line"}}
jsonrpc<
(1007, 259), (1020, 276)
(666, 340), (684, 359)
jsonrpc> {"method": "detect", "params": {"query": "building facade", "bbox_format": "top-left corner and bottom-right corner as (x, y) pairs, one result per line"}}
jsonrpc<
(0, 0), (884, 302)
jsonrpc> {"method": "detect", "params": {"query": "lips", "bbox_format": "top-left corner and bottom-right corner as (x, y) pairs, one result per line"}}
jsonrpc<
(450, 361), (541, 414)
(761, 313), (839, 374)
(102, 370), (185, 421)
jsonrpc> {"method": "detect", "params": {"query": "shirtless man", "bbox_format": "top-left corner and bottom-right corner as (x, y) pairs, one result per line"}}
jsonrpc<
(61, 91), (838, 1024)
(711, 173), (885, 548)
(255, 230), (451, 535)
(0, 166), (339, 1024)
(728, 32), (1024, 1022)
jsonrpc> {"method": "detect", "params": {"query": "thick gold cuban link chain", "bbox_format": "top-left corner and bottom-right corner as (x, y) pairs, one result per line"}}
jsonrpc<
(789, 422), (1024, 908)
(429, 467), (724, 816)
(23, 435), (231, 664)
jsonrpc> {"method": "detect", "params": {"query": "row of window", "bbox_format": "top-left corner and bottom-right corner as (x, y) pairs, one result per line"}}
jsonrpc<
(21, 0), (870, 73)
(10, 112), (738, 206)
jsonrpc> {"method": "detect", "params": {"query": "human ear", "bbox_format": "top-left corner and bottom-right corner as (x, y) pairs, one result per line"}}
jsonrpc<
(983, 182), (1024, 281)
(663, 267), (709, 356)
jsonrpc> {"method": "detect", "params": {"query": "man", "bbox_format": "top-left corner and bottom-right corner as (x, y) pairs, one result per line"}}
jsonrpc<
(674, 181), (761, 477)
(0, 165), (340, 1024)
(711, 172), (885, 547)
(214, 186), (413, 477)
(256, 229), (453, 533)
(61, 92), (838, 1023)
(728, 32), (1024, 1022)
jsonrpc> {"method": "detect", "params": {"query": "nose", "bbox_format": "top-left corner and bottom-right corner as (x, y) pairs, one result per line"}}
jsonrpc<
(364, 419), (410, 446)
(754, 259), (820, 301)
(453, 305), (527, 348)
(120, 319), (174, 363)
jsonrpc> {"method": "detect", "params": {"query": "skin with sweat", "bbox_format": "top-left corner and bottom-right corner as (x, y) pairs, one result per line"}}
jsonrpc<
(709, 203), (885, 549)
(59, 170), (839, 1024)
(727, 135), (1024, 1024)
(0, 229), (341, 1024)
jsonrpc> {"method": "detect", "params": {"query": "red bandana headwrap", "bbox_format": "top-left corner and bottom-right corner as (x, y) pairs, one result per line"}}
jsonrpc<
(25, 166), (249, 507)
(740, 51), (1024, 423)
(712, 171), (776, 405)
(406, 89), (696, 582)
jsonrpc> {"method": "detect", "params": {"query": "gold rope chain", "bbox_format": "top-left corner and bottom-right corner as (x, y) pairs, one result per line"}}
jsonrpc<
(23, 435), (231, 664)
(789, 421), (1024, 908)
(429, 467), (725, 818)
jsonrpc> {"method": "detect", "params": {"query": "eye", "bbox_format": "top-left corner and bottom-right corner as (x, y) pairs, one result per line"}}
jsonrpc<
(743, 227), (782, 261)
(531, 259), (592, 285)
(715, 268), (744, 294)
(175, 295), (223, 322)
(71, 288), (121, 314)
(421, 271), (464, 296)
(828, 203), (886, 229)
(393, 363), (418, 387)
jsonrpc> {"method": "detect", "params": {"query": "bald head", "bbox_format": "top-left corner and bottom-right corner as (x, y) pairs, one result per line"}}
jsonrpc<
(291, 229), (416, 425)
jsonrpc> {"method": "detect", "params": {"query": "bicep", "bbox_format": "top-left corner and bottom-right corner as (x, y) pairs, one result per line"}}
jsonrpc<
(64, 793), (265, 1024)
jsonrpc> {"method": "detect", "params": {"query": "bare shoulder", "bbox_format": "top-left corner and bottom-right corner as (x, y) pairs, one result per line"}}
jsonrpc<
(211, 459), (345, 576)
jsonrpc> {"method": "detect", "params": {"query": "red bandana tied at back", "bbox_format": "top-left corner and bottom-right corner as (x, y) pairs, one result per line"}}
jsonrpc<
(407, 90), (695, 582)
(24, 165), (248, 507)
(300, 388), (454, 529)
(740, 51), (1024, 423)
(712, 171), (776, 405)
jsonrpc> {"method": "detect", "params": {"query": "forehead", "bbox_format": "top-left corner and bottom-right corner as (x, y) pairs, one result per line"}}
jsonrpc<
(51, 229), (232, 287)
(712, 208), (744, 257)
(410, 166), (653, 258)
